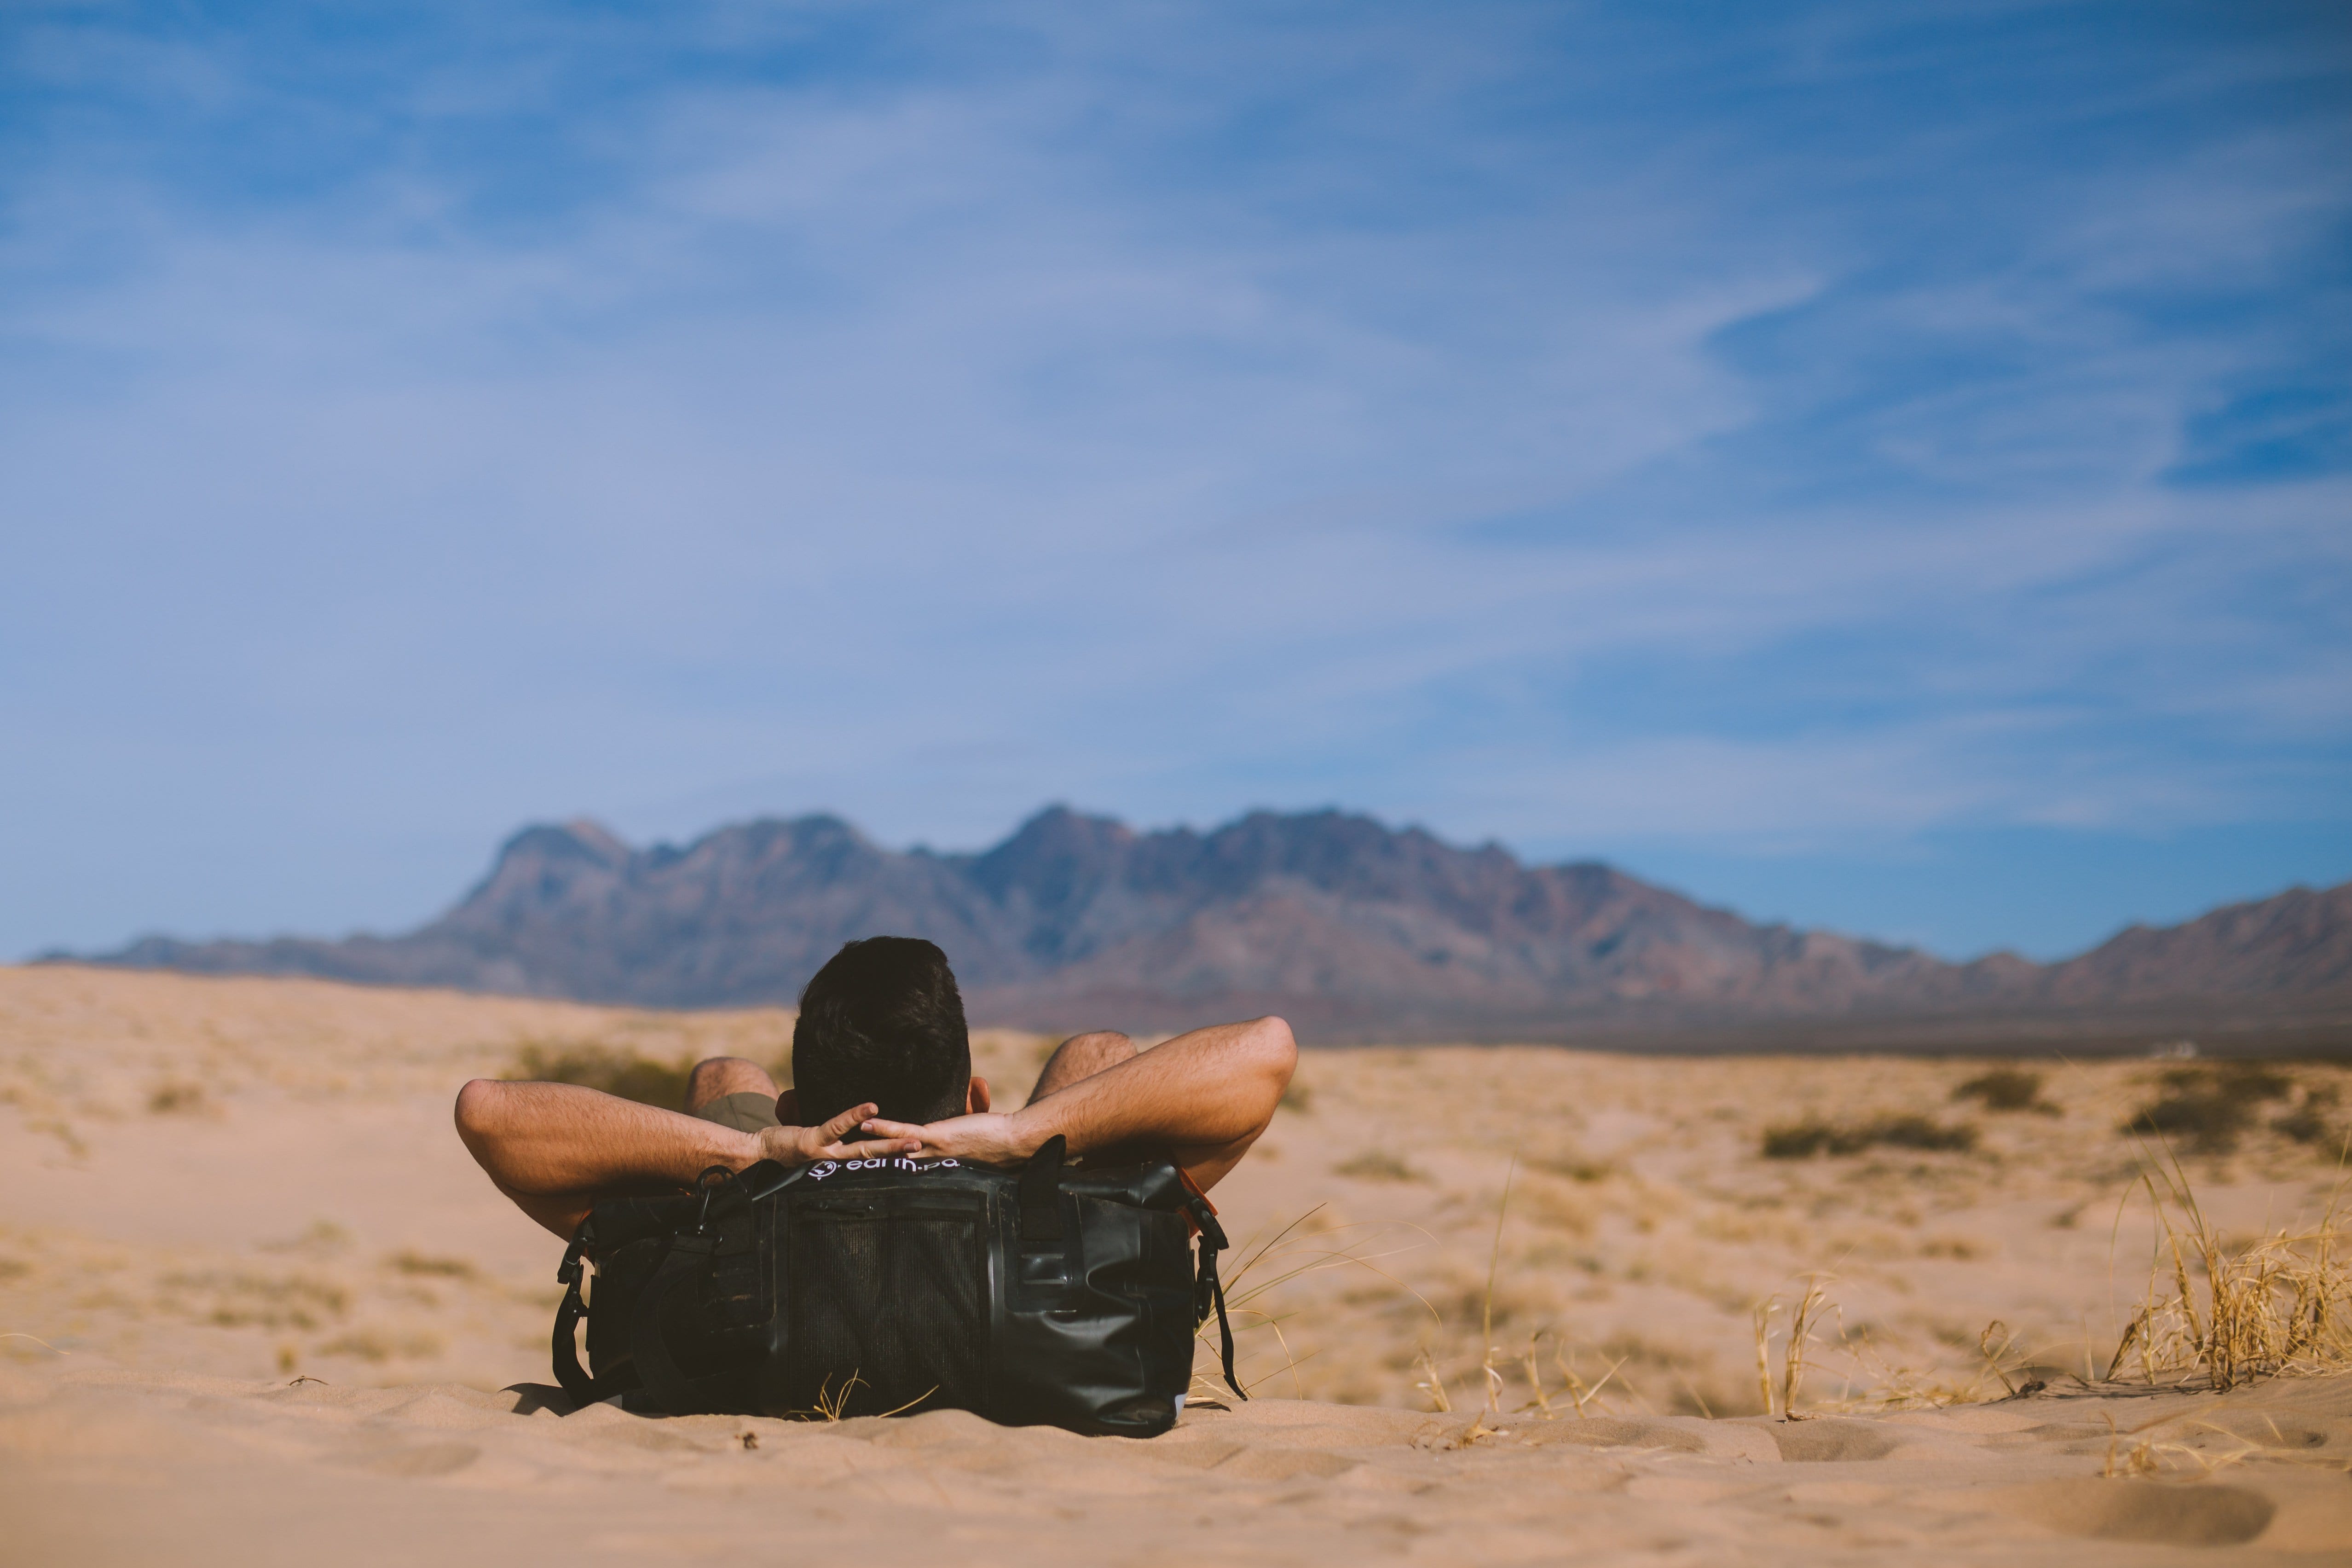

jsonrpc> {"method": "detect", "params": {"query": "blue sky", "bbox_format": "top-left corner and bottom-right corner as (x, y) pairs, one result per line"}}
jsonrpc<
(4, 0), (2348, 964)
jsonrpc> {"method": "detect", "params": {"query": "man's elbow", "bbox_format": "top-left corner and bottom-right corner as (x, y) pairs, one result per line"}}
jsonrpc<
(453, 1078), (508, 1147)
(1247, 1016), (1298, 1091)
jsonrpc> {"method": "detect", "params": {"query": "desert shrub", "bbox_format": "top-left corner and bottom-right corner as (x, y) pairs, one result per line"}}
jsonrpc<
(1762, 1115), (1978, 1159)
(2123, 1091), (2249, 1154)
(2272, 1083), (2345, 1149)
(148, 1080), (211, 1115)
(315, 1328), (446, 1363)
(1334, 1151), (1426, 1182)
(2123, 1063), (2297, 1155)
(1762, 1122), (1834, 1158)
(1870, 1115), (1979, 1151)
(163, 1268), (349, 1330)
(509, 1041), (698, 1109)
(1526, 1148), (1615, 1183)
(1953, 1068), (2054, 1114)
(1514, 1175), (1599, 1236)
(2163, 1063), (2292, 1099)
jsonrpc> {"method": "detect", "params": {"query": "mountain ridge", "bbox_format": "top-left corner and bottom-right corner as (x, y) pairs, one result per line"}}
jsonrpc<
(72, 806), (2352, 1041)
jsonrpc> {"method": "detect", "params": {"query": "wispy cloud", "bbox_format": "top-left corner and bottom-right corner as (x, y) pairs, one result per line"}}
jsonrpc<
(1, 0), (2346, 958)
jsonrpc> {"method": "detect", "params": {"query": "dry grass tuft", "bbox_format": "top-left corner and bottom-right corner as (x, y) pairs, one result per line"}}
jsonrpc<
(1760, 1115), (1977, 1159)
(1474, 1153), (1519, 1413)
(1752, 1277), (1836, 1418)
(1738, 1282), (2048, 1415)
(2106, 1144), (2352, 1390)
(1198, 1204), (1434, 1402)
(1391, 1155), (1699, 1418)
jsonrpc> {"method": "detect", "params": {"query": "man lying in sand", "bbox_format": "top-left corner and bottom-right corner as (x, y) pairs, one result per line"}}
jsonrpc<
(455, 935), (1296, 1238)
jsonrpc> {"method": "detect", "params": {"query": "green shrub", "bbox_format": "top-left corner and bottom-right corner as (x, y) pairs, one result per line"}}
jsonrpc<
(509, 1042), (698, 1109)
(1335, 1151), (1427, 1182)
(1953, 1068), (2055, 1114)
(2123, 1064), (2298, 1156)
(2272, 1083), (2344, 1149)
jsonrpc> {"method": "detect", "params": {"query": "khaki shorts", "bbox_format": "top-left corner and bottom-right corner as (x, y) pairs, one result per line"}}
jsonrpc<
(694, 1090), (782, 1134)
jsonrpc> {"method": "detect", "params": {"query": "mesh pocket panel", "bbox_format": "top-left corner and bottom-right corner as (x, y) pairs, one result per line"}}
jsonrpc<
(784, 1191), (987, 1417)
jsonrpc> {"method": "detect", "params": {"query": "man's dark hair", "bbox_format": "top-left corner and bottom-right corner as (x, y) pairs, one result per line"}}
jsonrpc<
(792, 937), (971, 1125)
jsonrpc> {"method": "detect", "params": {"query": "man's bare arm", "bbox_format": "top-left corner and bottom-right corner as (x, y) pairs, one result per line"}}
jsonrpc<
(453, 1080), (919, 1238)
(862, 1016), (1296, 1191)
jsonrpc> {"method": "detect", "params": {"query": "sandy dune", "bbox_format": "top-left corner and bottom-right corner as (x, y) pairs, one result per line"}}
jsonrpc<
(5, 1356), (2351, 1565)
(4, 966), (2350, 1562)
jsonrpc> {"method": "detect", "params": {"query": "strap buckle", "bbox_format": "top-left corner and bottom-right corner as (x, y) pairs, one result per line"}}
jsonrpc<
(692, 1164), (734, 1235)
(555, 1219), (595, 1287)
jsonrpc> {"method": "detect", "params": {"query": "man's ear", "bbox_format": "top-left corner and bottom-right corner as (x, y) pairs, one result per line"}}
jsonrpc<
(775, 1088), (800, 1124)
(966, 1076), (992, 1114)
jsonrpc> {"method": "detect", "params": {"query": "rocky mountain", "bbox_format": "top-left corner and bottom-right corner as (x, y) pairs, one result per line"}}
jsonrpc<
(77, 807), (2352, 1040)
(2037, 880), (2352, 1007)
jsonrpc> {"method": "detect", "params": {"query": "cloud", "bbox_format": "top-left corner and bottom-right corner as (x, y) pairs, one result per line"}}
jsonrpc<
(0, 0), (2347, 957)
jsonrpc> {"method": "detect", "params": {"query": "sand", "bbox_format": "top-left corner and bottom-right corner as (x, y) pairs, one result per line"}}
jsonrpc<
(4, 965), (2350, 1563)
(7, 1356), (2352, 1565)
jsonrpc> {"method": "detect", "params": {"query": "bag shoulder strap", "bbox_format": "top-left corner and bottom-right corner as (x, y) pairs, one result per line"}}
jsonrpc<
(1183, 1191), (1246, 1401)
(550, 1217), (599, 1408)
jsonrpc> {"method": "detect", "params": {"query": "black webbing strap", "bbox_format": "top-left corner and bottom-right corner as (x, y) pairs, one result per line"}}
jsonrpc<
(1185, 1195), (1246, 1400)
(737, 1157), (805, 1202)
(551, 1218), (598, 1409)
(1017, 1135), (1067, 1248)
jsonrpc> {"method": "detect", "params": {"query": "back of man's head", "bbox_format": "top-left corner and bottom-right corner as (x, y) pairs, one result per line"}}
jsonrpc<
(792, 937), (971, 1126)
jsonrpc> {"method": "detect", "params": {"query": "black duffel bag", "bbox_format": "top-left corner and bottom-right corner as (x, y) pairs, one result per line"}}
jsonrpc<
(548, 1135), (1243, 1437)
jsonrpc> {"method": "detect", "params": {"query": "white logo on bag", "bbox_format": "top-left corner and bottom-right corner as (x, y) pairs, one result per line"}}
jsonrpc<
(809, 1156), (960, 1180)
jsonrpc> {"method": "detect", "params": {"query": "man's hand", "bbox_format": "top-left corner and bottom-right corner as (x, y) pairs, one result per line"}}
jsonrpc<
(859, 1110), (1039, 1168)
(871, 1016), (1295, 1192)
(758, 1102), (924, 1168)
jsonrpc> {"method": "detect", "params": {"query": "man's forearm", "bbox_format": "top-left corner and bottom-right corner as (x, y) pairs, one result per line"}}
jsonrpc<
(1014, 1016), (1294, 1158)
(455, 1079), (756, 1201)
